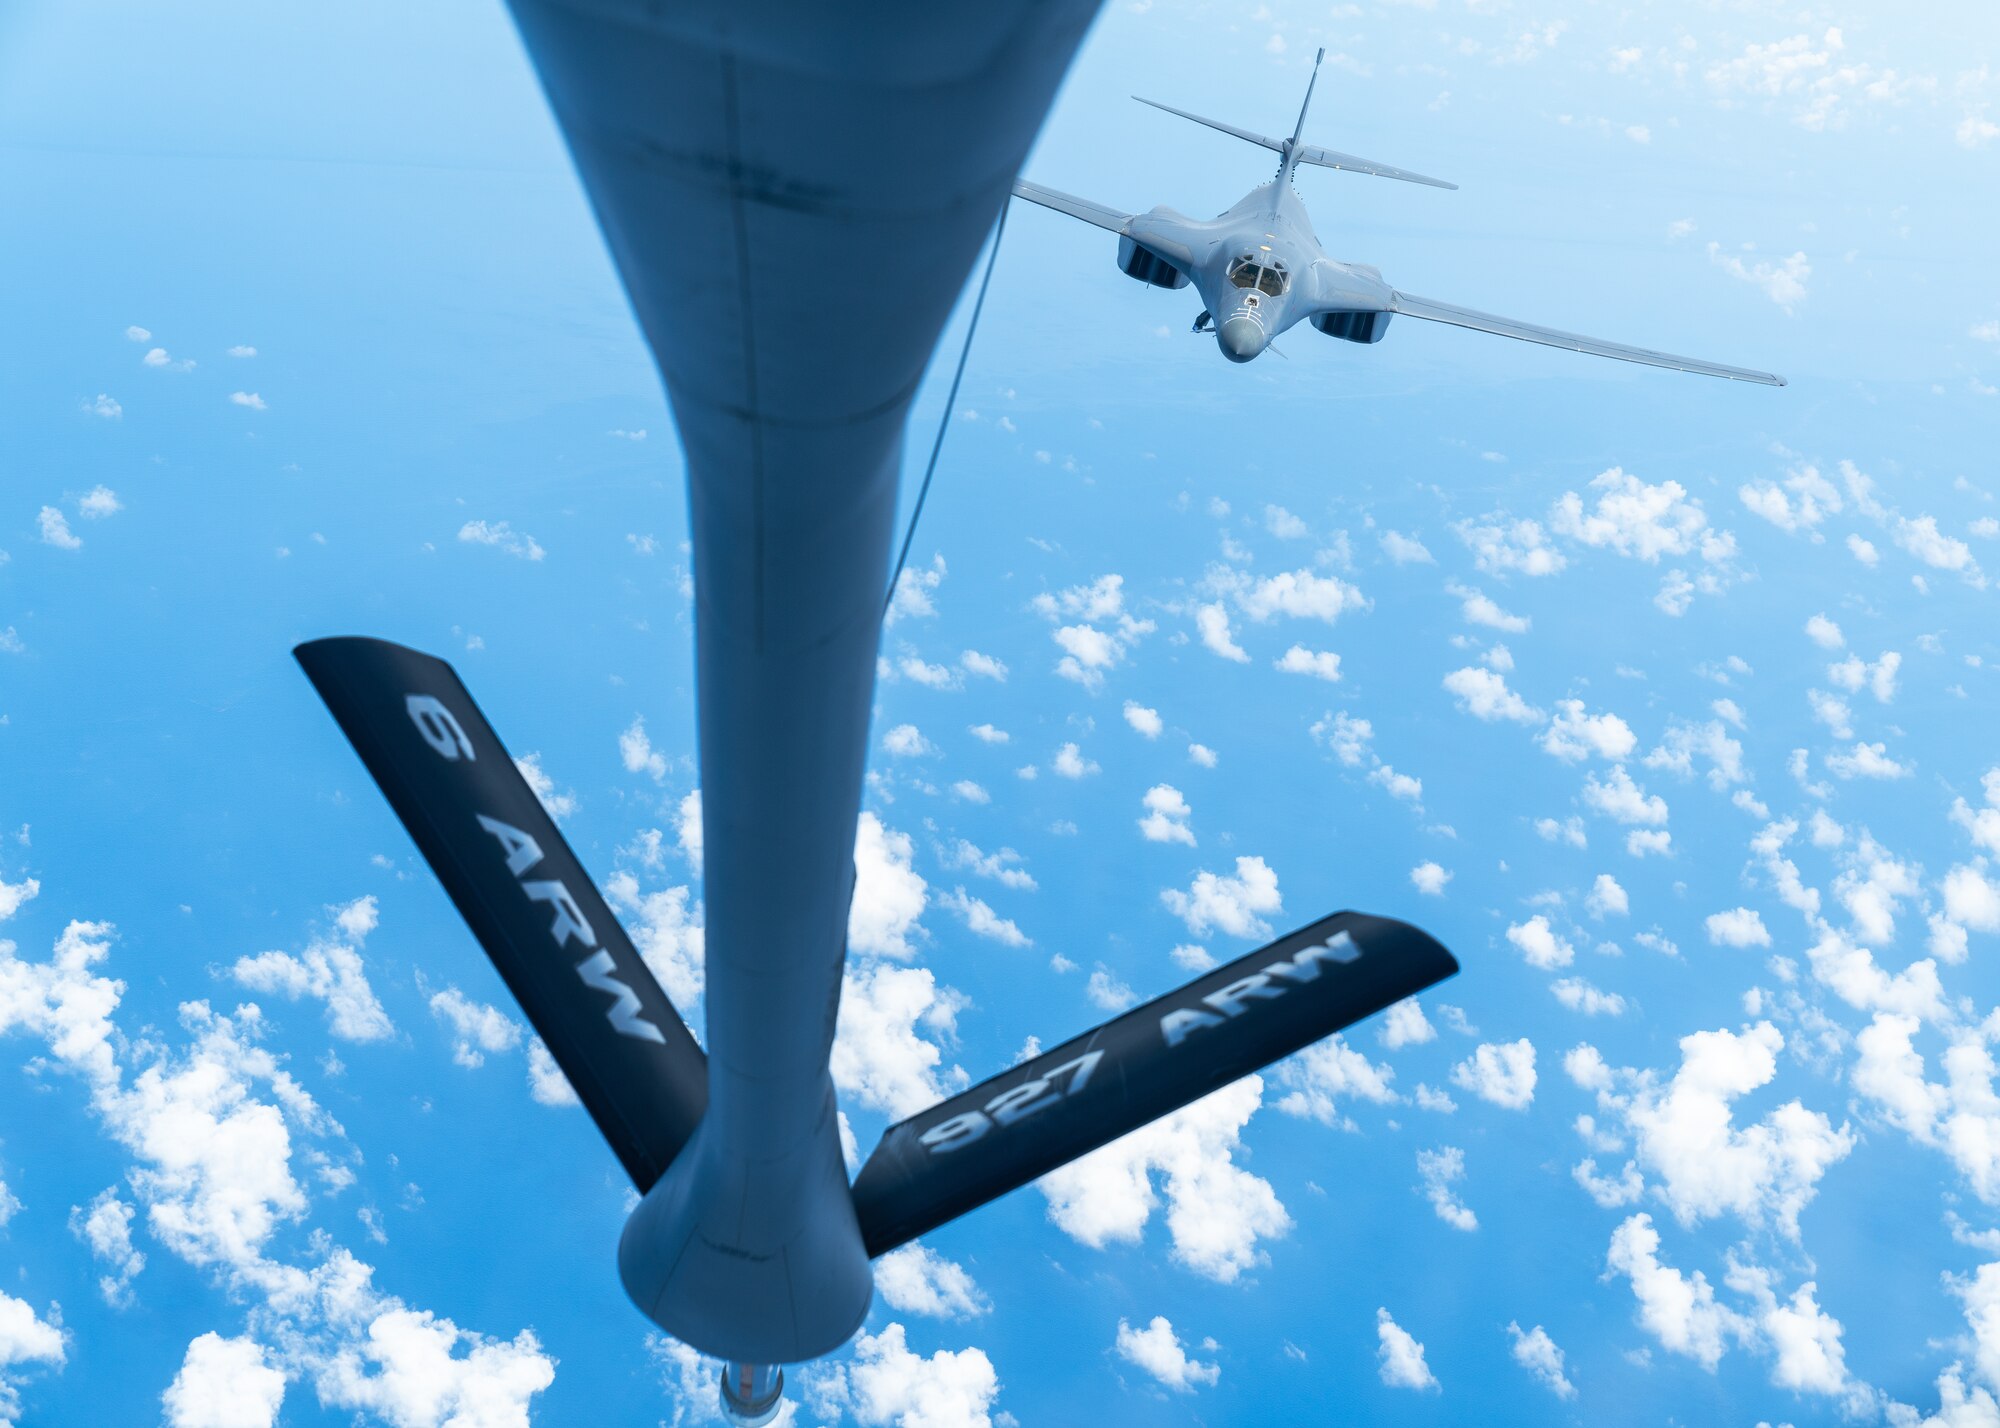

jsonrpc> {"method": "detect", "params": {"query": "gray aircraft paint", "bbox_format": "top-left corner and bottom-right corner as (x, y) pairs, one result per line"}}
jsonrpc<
(1016, 49), (1786, 386)
(497, 0), (1102, 1365)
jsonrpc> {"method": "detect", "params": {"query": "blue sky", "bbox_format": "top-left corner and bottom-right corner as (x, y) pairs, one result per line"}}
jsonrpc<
(4, 1), (2000, 1425)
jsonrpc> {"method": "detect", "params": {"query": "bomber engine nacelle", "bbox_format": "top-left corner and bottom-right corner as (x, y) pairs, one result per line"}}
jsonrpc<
(1313, 310), (1393, 344)
(1117, 235), (1190, 289)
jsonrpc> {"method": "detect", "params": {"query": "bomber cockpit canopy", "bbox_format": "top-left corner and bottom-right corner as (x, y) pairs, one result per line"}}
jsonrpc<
(1227, 252), (1290, 297)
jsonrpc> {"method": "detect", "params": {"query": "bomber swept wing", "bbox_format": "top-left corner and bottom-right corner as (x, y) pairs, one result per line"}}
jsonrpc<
(1386, 291), (1788, 386)
(1010, 178), (1132, 233)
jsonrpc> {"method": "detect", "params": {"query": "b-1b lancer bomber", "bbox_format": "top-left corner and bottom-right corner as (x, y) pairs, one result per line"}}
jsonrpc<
(1016, 49), (1787, 385)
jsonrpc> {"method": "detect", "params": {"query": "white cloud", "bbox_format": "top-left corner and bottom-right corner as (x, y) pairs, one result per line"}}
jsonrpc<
(1626, 832), (1670, 863)
(1449, 583), (1530, 633)
(1409, 862), (1451, 896)
(86, 393), (122, 419)
(227, 345), (257, 358)
(1123, 701), (1164, 738)
(1138, 784), (1195, 846)
(1805, 612), (1845, 648)
(1455, 515), (1567, 577)
(1744, 464), (1832, 536)
(604, 866), (705, 1011)
(1275, 645), (1343, 681)
(38, 507), (81, 551)
(1187, 743), (1218, 769)
(1371, 764), (1422, 806)
(76, 486), (121, 519)
(1312, 711), (1372, 767)
(1896, 515), (1980, 579)
(1052, 742), (1099, 779)
(849, 813), (927, 958)
(163, 1332), (286, 1428)
(882, 723), (936, 758)
(1194, 602), (1249, 663)
(1585, 1023), (1853, 1236)
(1730, 1263), (1868, 1407)
(938, 840), (1035, 892)
(936, 887), (1029, 948)
(513, 752), (578, 822)
(836, 1322), (1000, 1428)
(1161, 857), (1281, 939)
(124, 325), (151, 341)
(967, 723), (1009, 745)
(1553, 977), (1628, 1016)
(1606, 1213), (1747, 1369)
(1452, 1039), (1537, 1109)
(1209, 565), (1369, 625)
(1381, 999), (1435, 1049)
(618, 715), (668, 781)
(1707, 244), (1811, 310)
(228, 391), (266, 410)
(1507, 915), (1574, 970)
(1551, 467), (1723, 563)
(1587, 873), (1629, 918)
(1264, 504), (1308, 540)
(0, 917), (557, 1426)
(427, 987), (522, 1068)
(1574, 1156), (1644, 1208)
(898, 656), (957, 689)
(1541, 700), (1636, 762)
(1443, 667), (1542, 724)
(1827, 650), (1901, 702)
(873, 1243), (989, 1320)
(457, 519), (544, 561)
(525, 1039), (578, 1107)
(1705, 907), (1772, 948)
(675, 789), (703, 873)
(1375, 1308), (1438, 1391)
(1583, 765), (1669, 826)
(1275, 1036), (1399, 1126)
(1033, 575), (1156, 687)
(1038, 1077), (1290, 1281)
(1115, 1316), (1220, 1391)
(1826, 741), (1911, 780)
(960, 649), (1007, 682)
(229, 896), (393, 1042)
(831, 962), (961, 1119)
(0, 1290), (65, 1421)
(1507, 1322), (1575, 1399)
(1379, 530), (1434, 564)
(887, 554), (945, 624)
(1644, 719), (1746, 790)
(1416, 1146), (1477, 1230)
(1537, 816), (1587, 848)
(70, 1187), (145, 1306)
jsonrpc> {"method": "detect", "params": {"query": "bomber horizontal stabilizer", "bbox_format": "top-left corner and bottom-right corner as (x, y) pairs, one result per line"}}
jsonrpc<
(296, 637), (707, 1190)
(850, 910), (1456, 1257)
(1132, 96), (1456, 190)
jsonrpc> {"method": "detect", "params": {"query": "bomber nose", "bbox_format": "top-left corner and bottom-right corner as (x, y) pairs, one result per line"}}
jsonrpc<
(1218, 316), (1264, 363)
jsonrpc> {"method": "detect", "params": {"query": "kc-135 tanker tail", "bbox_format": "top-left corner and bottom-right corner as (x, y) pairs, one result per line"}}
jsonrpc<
(296, 636), (1458, 1340)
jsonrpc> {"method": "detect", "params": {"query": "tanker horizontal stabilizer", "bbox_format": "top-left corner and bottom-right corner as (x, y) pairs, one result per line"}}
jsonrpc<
(850, 910), (1457, 1256)
(296, 637), (707, 1189)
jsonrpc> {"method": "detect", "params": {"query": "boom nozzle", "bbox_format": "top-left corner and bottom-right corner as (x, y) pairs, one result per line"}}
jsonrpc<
(719, 1362), (784, 1426)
